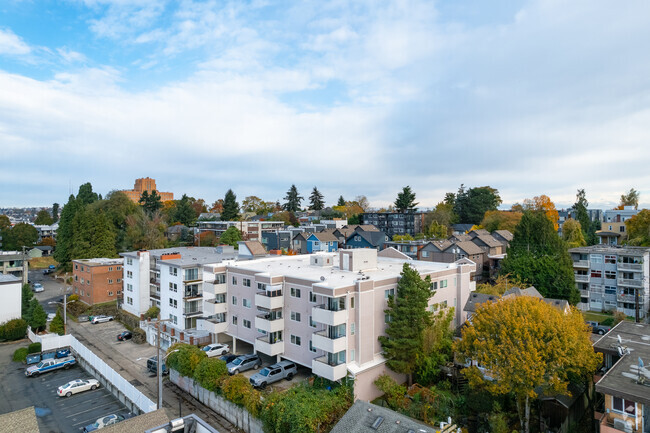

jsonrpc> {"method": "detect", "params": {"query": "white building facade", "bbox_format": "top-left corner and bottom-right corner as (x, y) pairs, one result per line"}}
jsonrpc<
(0, 274), (22, 324)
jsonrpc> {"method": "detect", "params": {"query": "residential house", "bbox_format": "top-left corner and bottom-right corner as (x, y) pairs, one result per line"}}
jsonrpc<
(72, 258), (124, 305)
(306, 232), (339, 253)
(451, 224), (474, 235)
(597, 222), (628, 245)
(0, 251), (28, 285)
(292, 232), (311, 254)
(470, 233), (505, 256)
(201, 248), (476, 401)
(34, 246), (53, 256)
(261, 230), (292, 251)
(238, 241), (268, 259)
(345, 230), (388, 250)
(468, 229), (491, 238)
(491, 230), (513, 246)
(604, 206), (639, 223)
(442, 241), (486, 278)
(361, 212), (425, 238)
(0, 274), (21, 324)
(569, 245), (650, 319)
(382, 240), (427, 260)
(418, 240), (453, 263)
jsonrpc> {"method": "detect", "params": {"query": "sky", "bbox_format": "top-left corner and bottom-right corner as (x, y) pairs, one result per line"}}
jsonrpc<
(1, 0), (649, 210)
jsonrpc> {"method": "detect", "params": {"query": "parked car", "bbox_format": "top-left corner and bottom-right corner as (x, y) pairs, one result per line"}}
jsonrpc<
(48, 265), (56, 270)
(91, 315), (114, 324)
(83, 414), (125, 432)
(25, 356), (76, 377)
(227, 354), (262, 375)
(250, 360), (297, 389)
(33, 283), (44, 293)
(117, 331), (132, 341)
(147, 356), (168, 376)
(202, 343), (229, 358)
(43, 269), (51, 274)
(57, 379), (100, 397)
(586, 321), (611, 335)
(219, 354), (238, 364)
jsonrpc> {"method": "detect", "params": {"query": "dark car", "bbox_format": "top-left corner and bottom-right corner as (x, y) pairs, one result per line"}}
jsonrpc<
(219, 354), (238, 364)
(117, 331), (132, 341)
(586, 321), (611, 335)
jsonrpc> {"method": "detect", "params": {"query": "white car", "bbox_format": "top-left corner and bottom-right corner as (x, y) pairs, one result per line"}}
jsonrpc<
(57, 379), (100, 397)
(91, 315), (114, 324)
(33, 283), (44, 293)
(47, 313), (56, 322)
(202, 343), (230, 358)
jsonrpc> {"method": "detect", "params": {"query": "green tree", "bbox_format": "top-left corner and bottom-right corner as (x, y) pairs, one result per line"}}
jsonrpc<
(49, 309), (64, 335)
(475, 274), (528, 296)
(500, 211), (578, 303)
(125, 208), (166, 250)
(28, 299), (47, 332)
(22, 283), (34, 318)
(52, 203), (59, 223)
(77, 182), (99, 205)
(425, 221), (448, 239)
(453, 185), (502, 224)
(0, 215), (10, 231)
(220, 226), (242, 247)
(425, 201), (457, 228)
(71, 208), (117, 259)
(2, 223), (38, 250)
(455, 296), (601, 433)
(34, 209), (54, 225)
(171, 194), (196, 226)
(626, 209), (650, 246)
(394, 186), (418, 212)
(283, 185), (303, 212)
(92, 190), (139, 251)
(242, 196), (264, 214)
(308, 187), (325, 211)
(194, 358), (228, 391)
(392, 234), (414, 242)
(619, 188), (640, 209)
(337, 195), (346, 207)
(415, 307), (455, 385)
(562, 219), (587, 248)
(139, 190), (163, 214)
(53, 194), (82, 269)
(480, 210), (522, 232)
(379, 263), (432, 385)
(221, 189), (240, 221)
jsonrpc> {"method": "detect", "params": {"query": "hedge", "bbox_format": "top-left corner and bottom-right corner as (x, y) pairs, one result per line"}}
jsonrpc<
(194, 358), (228, 392)
(27, 342), (42, 354)
(13, 347), (28, 363)
(0, 318), (28, 341)
(166, 343), (206, 377)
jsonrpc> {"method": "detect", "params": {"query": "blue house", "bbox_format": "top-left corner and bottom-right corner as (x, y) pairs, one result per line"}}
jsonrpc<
(345, 231), (388, 250)
(306, 232), (339, 253)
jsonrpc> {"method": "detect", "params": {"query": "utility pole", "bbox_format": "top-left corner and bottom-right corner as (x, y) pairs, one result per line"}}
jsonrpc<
(152, 315), (172, 410)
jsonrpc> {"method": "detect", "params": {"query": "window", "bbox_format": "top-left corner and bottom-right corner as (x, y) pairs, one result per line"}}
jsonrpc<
(127, 271), (133, 278)
(613, 397), (636, 415)
(384, 314), (391, 323)
(350, 297), (355, 309)
(214, 273), (226, 284)
(605, 255), (616, 264)
(421, 251), (429, 258)
(87, 280), (90, 285)
(117, 278), (121, 283)
(590, 254), (603, 264)
(384, 289), (395, 299)
(108, 279), (113, 284)
(309, 292), (317, 303)
(169, 282), (178, 292)
(243, 319), (251, 329)
(309, 340), (317, 353)
(169, 267), (178, 276)
(126, 258), (133, 265)
(309, 316), (316, 328)
(232, 296), (237, 305)
(243, 278), (251, 287)
(81, 266), (84, 272)
(184, 268), (198, 281)
(127, 283), (133, 292)
(290, 335), (301, 346)
(350, 323), (355, 335)
(169, 298), (177, 308)
(291, 311), (301, 322)
(290, 288), (301, 298)
(232, 276), (238, 285)
(127, 297), (133, 305)
(169, 314), (177, 325)
(605, 271), (616, 280)
(75, 264), (78, 270)
(431, 281), (438, 291)
(243, 298), (251, 308)
(232, 316), (238, 325)
(117, 266), (121, 271)
(350, 349), (355, 362)
(257, 282), (266, 290)
(117, 290), (122, 295)
(591, 270), (602, 278)
(441, 280), (448, 288)
(74, 275), (78, 282)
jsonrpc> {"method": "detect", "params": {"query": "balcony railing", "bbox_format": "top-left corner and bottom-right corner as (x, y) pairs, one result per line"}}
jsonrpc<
(255, 291), (284, 310)
(575, 274), (590, 283)
(255, 335), (284, 356)
(150, 290), (161, 299)
(312, 356), (347, 381)
(184, 289), (203, 299)
(617, 293), (643, 303)
(183, 307), (203, 317)
(573, 260), (590, 268)
(618, 277), (643, 288)
(313, 331), (347, 353)
(312, 304), (347, 326)
(617, 262), (643, 271)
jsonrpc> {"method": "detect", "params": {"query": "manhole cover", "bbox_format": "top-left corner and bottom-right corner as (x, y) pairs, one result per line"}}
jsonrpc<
(130, 379), (143, 386)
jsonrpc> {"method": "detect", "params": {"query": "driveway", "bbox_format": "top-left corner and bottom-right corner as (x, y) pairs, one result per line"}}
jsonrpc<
(0, 340), (131, 432)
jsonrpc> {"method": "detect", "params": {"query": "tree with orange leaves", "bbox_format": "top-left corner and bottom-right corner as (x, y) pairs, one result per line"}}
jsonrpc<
(522, 195), (559, 230)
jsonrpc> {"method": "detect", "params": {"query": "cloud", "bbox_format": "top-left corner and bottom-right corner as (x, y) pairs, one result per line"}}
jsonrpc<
(0, 28), (31, 56)
(56, 47), (87, 63)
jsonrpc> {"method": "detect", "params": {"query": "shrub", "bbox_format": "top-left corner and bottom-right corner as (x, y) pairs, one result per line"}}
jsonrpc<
(27, 342), (42, 354)
(13, 347), (28, 363)
(222, 375), (259, 409)
(614, 311), (627, 325)
(132, 328), (147, 344)
(68, 294), (79, 302)
(117, 310), (140, 330)
(145, 306), (160, 320)
(0, 318), (28, 341)
(194, 358), (228, 392)
(374, 374), (408, 410)
(49, 311), (65, 335)
(601, 317), (614, 327)
(166, 344), (206, 377)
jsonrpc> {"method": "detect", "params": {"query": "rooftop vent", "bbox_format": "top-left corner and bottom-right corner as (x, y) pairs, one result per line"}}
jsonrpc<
(371, 416), (384, 430)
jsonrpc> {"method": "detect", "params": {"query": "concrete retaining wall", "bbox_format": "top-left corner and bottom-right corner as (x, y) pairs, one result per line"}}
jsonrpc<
(170, 370), (264, 433)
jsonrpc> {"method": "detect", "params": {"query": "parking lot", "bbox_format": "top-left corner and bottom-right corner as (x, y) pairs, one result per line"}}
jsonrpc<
(0, 341), (131, 432)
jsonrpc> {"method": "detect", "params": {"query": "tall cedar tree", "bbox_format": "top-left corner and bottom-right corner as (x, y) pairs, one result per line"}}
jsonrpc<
(500, 210), (579, 303)
(54, 194), (81, 267)
(379, 263), (432, 385)
(394, 186), (418, 212)
(52, 203), (59, 223)
(337, 196), (346, 207)
(34, 209), (54, 225)
(28, 298), (47, 332)
(308, 187), (325, 211)
(283, 185), (303, 212)
(453, 185), (502, 224)
(455, 296), (601, 433)
(21, 283), (34, 318)
(70, 208), (117, 259)
(573, 189), (597, 245)
(172, 194), (196, 226)
(139, 190), (163, 214)
(221, 189), (240, 221)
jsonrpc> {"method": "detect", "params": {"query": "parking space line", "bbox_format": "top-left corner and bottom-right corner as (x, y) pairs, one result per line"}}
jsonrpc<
(57, 392), (112, 410)
(65, 399), (120, 419)
(70, 407), (126, 427)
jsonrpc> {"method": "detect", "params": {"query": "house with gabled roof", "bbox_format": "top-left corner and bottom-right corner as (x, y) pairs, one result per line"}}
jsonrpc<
(292, 232), (311, 254)
(492, 229), (513, 246)
(306, 232), (339, 253)
(418, 240), (453, 262)
(471, 234), (505, 256)
(443, 241), (486, 278)
(345, 230), (388, 250)
(468, 228), (491, 238)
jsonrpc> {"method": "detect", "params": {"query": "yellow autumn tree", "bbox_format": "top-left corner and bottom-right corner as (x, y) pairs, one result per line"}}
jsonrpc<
(480, 210), (522, 232)
(454, 296), (601, 433)
(562, 219), (587, 248)
(474, 274), (528, 296)
(523, 195), (559, 230)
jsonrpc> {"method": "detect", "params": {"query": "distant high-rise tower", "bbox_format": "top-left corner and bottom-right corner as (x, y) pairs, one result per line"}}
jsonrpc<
(121, 177), (174, 203)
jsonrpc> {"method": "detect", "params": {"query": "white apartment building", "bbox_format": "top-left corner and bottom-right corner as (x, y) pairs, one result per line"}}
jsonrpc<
(570, 245), (650, 319)
(200, 248), (476, 401)
(0, 274), (22, 324)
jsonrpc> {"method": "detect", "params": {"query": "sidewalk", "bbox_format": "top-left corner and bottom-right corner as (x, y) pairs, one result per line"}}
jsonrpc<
(68, 320), (243, 432)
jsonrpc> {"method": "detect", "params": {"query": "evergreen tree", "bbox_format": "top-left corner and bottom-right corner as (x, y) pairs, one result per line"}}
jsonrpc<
(49, 309), (65, 335)
(573, 189), (597, 245)
(308, 187), (325, 211)
(52, 203), (59, 223)
(140, 190), (163, 214)
(394, 186), (419, 212)
(378, 263), (433, 385)
(172, 194), (196, 226)
(221, 189), (240, 221)
(28, 299), (47, 332)
(501, 210), (578, 303)
(34, 209), (54, 225)
(337, 196), (346, 207)
(77, 182), (98, 205)
(71, 208), (117, 260)
(53, 194), (81, 268)
(283, 185), (303, 212)
(93, 190), (139, 251)
(220, 226), (242, 247)
(22, 283), (34, 318)
(453, 184), (502, 224)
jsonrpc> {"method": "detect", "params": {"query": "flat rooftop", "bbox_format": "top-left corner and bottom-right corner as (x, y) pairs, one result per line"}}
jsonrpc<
(74, 257), (124, 266)
(121, 247), (237, 267)
(594, 321), (650, 405)
(227, 252), (457, 289)
(569, 245), (650, 256)
(0, 274), (22, 283)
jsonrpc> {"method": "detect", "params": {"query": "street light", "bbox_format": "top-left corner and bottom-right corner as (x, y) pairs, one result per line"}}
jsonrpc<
(48, 286), (75, 334)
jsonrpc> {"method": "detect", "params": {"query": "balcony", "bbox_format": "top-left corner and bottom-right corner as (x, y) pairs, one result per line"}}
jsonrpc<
(313, 331), (347, 354)
(618, 277), (644, 288)
(255, 291), (284, 310)
(255, 314), (284, 333)
(183, 303), (203, 317)
(255, 335), (284, 356)
(579, 289), (590, 299)
(575, 274), (590, 283)
(617, 293), (643, 303)
(149, 289), (161, 300)
(183, 288), (203, 300)
(312, 356), (347, 381)
(618, 262), (643, 272)
(149, 278), (160, 286)
(573, 260), (590, 268)
(204, 299), (227, 315)
(202, 316), (228, 334)
(203, 281), (227, 295)
(312, 304), (347, 326)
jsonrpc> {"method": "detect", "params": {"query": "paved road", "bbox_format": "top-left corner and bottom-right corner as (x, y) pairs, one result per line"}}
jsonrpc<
(30, 270), (68, 315)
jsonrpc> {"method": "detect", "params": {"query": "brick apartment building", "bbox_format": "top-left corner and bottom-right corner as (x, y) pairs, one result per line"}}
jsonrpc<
(121, 177), (174, 203)
(72, 258), (124, 305)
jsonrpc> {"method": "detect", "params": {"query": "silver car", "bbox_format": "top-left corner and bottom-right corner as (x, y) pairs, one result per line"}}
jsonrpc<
(226, 354), (262, 375)
(91, 315), (114, 324)
(249, 360), (297, 389)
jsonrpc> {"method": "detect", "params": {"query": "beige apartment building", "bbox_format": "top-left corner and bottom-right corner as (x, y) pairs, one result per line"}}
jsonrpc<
(200, 248), (476, 401)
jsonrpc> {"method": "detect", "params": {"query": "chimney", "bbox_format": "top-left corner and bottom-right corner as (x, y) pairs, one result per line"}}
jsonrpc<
(171, 328), (175, 337)
(179, 332), (184, 341)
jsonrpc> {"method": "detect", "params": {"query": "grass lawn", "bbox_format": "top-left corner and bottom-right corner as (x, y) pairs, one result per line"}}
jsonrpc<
(582, 311), (613, 323)
(29, 256), (58, 269)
